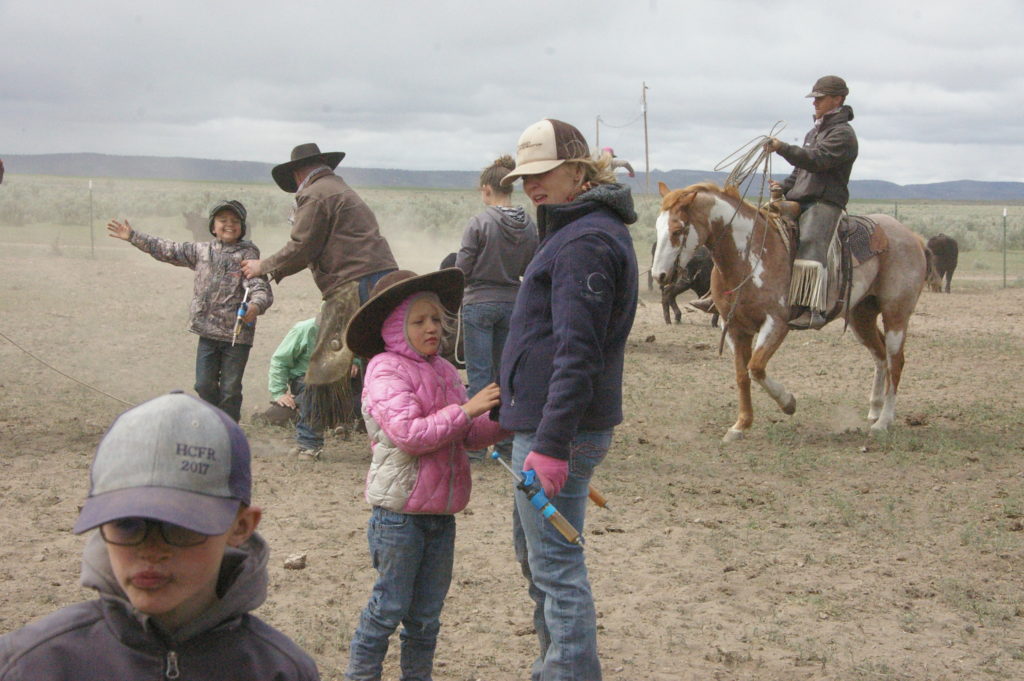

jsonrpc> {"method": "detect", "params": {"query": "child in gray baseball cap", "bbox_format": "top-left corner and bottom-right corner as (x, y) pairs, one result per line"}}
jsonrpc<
(0, 392), (320, 680)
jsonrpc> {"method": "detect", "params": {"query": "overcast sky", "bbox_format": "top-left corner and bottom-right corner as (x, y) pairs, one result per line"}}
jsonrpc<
(2, 0), (1022, 185)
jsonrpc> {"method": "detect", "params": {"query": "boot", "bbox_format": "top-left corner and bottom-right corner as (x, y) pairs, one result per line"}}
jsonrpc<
(789, 307), (827, 330)
(689, 295), (716, 314)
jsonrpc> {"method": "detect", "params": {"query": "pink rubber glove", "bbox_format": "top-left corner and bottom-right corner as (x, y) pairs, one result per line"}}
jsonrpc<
(523, 451), (568, 498)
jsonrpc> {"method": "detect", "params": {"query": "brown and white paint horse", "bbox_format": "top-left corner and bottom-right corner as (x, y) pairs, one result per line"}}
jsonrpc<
(651, 182), (927, 442)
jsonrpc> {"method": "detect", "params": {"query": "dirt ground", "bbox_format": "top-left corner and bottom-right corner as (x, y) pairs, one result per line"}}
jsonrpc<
(1, 239), (1023, 681)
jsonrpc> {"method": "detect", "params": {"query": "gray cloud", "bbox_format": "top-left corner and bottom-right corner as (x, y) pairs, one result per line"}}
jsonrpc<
(1, 0), (1021, 183)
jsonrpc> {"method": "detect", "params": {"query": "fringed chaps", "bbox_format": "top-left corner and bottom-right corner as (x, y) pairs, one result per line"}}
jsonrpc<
(304, 281), (362, 430)
(789, 259), (827, 311)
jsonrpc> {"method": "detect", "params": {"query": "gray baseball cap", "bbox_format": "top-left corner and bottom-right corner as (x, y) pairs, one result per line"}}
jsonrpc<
(73, 393), (251, 536)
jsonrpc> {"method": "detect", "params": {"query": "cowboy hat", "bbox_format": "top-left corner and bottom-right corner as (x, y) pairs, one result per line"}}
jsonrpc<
(345, 269), (464, 359)
(272, 142), (346, 193)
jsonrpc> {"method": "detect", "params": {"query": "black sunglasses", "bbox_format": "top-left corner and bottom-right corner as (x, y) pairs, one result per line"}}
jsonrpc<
(99, 518), (210, 547)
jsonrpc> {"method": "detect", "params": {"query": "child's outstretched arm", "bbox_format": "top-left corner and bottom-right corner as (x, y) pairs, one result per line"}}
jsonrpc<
(106, 218), (198, 268)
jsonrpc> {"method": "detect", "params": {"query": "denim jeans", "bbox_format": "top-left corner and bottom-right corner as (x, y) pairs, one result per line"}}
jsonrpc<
(290, 377), (324, 450)
(194, 336), (251, 422)
(359, 269), (397, 304)
(462, 301), (514, 457)
(346, 508), (456, 681)
(512, 429), (611, 681)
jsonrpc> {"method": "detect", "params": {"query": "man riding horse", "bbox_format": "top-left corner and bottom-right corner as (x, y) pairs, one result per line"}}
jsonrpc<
(765, 75), (858, 330)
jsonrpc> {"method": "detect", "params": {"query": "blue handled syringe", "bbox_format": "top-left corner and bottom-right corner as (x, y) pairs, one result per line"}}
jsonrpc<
(490, 451), (582, 545)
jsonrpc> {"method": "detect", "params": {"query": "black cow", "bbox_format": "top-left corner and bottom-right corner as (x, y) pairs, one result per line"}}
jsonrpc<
(183, 210), (208, 241)
(926, 234), (958, 293)
(660, 245), (718, 327)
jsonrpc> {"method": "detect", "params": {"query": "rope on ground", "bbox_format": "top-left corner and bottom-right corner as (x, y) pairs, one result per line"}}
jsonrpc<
(0, 329), (135, 407)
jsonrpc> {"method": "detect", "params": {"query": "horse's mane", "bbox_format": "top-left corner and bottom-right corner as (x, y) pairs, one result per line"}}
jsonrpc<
(662, 181), (757, 214)
(681, 182), (743, 202)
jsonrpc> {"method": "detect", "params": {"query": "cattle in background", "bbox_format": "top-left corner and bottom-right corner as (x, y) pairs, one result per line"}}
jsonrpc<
(660, 245), (718, 327)
(926, 233), (958, 293)
(183, 210), (209, 241)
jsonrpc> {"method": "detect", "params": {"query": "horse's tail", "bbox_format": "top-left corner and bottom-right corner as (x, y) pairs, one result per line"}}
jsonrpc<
(923, 245), (937, 291)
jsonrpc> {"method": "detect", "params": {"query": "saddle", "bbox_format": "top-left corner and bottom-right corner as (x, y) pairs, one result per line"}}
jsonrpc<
(766, 199), (889, 326)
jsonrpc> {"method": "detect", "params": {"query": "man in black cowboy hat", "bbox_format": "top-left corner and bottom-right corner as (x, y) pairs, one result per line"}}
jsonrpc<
(766, 75), (858, 330)
(242, 143), (397, 431)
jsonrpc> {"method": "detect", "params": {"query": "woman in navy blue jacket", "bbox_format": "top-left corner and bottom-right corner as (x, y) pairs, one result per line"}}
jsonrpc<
(498, 119), (638, 681)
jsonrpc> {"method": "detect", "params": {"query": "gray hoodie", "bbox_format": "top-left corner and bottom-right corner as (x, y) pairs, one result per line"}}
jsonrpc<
(456, 205), (539, 305)
(0, 533), (318, 680)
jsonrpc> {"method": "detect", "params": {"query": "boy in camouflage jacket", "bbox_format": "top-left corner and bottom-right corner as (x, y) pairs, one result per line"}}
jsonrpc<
(107, 200), (272, 421)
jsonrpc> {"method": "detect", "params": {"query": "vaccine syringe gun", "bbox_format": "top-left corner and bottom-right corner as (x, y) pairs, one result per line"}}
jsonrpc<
(490, 452), (583, 545)
(231, 287), (252, 347)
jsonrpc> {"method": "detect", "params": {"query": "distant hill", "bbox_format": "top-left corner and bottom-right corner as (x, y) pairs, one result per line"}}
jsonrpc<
(4, 152), (1023, 201)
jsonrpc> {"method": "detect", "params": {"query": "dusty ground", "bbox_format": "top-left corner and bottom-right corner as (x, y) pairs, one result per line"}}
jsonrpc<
(1, 238), (1023, 681)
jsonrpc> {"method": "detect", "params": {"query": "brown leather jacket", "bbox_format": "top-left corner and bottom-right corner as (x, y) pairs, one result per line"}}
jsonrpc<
(778, 105), (858, 209)
(261, 172), (397, 295)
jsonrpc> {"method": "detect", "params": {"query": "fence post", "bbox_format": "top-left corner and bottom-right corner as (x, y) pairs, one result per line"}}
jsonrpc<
(1003, 207), (1007, 289)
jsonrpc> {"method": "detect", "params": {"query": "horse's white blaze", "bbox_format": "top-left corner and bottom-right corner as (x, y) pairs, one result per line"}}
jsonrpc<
(754, 316), (776, 351)
(651, 211), (678, 281)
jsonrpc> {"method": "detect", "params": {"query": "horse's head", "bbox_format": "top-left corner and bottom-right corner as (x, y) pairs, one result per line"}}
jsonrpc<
(652, 181), (714, 284)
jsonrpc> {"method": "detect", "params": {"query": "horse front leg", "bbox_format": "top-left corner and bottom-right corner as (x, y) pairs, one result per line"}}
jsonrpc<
(748, 314), (796, 415)
(724, 331), (754, 442)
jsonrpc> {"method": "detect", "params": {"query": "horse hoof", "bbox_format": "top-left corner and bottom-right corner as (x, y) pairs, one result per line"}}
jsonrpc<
(782, 396), (796, 415)
(723, 428), (745, 443)
(869, 423), (890, 437)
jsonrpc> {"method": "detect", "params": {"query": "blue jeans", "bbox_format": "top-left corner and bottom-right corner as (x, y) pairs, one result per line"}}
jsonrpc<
(359, 269), (396, 304)
(512, 430), (611, 681)
(290, 378), (324, 450)
(462, 301), (514, 456)
(194, 336), (251, 422)
(346, 508), (456, 681)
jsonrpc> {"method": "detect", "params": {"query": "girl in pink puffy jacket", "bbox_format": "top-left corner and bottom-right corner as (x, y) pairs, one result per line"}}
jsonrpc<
(342, 268), (506, 681)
